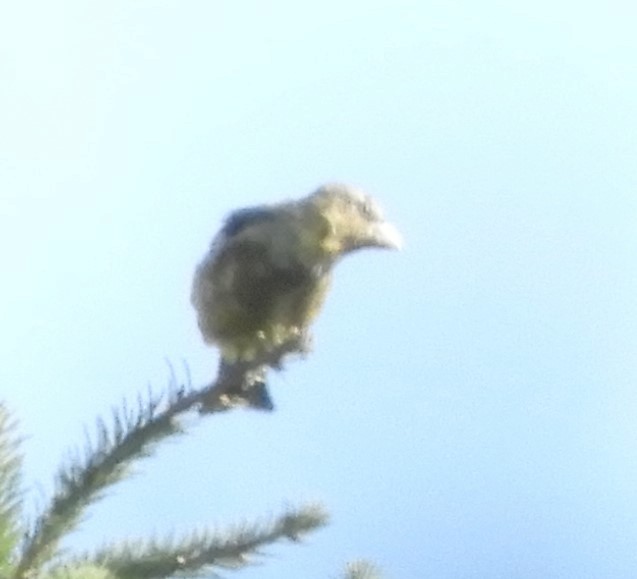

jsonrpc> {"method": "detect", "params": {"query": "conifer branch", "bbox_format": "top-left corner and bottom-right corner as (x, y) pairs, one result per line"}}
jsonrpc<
(48, 564), (120, 579)
(13, 338), (310, 578)
(342, 560), (384, 579)
(0, 404), (23, 574)
(56, 503), (328, 578)
(14, 385), (190, 578)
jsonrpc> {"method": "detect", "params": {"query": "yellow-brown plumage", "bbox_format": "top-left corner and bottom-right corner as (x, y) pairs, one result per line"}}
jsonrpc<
(191, 183), (402, 363)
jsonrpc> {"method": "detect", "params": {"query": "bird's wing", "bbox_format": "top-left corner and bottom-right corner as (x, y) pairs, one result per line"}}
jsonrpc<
(219, 206), (279, 238)
(214, 236), (312, 315)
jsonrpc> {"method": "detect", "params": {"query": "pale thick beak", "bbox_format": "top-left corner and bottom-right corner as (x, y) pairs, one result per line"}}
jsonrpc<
(370, 221), (403, 250)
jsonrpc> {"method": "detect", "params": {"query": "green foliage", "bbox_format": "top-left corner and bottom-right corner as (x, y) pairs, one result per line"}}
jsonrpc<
(0, 369), (379, 578)
(0, 404), (23, 576)
(65, 504), (328, 579)
(343, 560), (384, 579)
(48, 564), (120, 579)
(0, 380), (333, 579)
(15, 387), (188, 578)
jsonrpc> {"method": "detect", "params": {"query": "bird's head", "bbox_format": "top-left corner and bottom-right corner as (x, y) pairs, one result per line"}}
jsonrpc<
(306, 183), (403, 258)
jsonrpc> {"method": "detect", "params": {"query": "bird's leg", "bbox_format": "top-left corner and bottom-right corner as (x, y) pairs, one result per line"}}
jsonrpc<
(198, 331), (313, 414)
(263, 329), (313, 370)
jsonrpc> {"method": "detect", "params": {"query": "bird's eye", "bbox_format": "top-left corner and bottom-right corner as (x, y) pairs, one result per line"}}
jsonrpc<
(361, 198), (381, 221)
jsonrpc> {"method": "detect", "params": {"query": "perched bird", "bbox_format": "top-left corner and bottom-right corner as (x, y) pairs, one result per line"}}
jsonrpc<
(191, 183), (402, 408)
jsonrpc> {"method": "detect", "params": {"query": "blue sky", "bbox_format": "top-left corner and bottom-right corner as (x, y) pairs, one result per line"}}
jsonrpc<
(1, 1), (636, 577)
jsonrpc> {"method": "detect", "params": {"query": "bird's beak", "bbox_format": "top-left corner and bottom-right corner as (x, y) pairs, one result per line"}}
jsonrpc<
(368, 221), (403, 250)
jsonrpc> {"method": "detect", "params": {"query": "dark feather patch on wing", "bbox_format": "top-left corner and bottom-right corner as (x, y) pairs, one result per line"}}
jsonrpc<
(222, 206), (279, 237)
(221, 240), (314, 313)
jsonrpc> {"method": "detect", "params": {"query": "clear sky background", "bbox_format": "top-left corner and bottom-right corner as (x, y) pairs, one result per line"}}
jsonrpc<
(1, 1), (636, 578)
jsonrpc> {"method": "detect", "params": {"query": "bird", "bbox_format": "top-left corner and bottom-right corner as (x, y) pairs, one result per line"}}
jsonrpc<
(191, 183), (402, 410)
